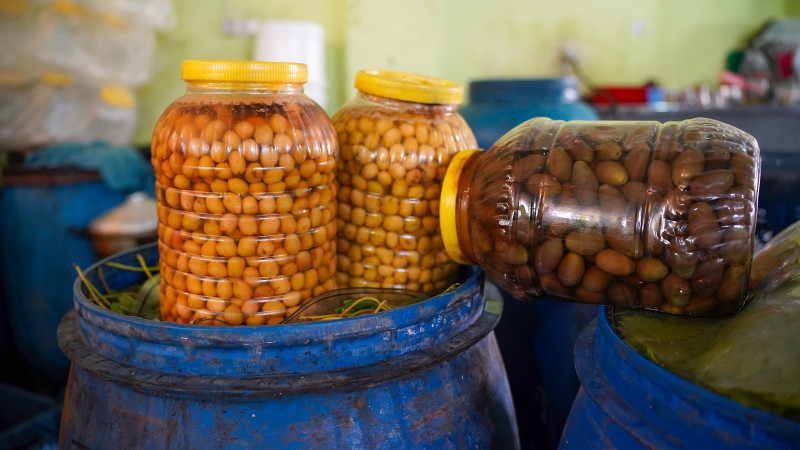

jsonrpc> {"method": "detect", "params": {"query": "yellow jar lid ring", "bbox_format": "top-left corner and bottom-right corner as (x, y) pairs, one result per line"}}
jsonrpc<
(355, 69), (463, 105)
(181, 60), (308, 84)
(440, 149), (481, 265)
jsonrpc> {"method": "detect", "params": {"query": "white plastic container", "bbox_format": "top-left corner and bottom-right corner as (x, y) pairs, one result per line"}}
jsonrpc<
(254, 20), (328, 110)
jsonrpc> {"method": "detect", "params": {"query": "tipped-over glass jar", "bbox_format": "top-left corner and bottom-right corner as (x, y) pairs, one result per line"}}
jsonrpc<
(441, 117), (760, 314)
(151, 60), (338, 325)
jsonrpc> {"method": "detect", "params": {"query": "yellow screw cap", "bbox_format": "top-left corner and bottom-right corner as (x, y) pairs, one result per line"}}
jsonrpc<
(440, 149), (481, 265)
(355, 70), (463, 105)
(181, 60), (307, 84)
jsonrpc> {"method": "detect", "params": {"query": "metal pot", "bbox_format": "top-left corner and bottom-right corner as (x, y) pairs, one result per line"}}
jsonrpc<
(87, 191), (157, 258)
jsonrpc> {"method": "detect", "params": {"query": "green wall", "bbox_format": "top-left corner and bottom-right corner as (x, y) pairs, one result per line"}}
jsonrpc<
(134, 0), (347, 145)
(133, 0), (792, 145)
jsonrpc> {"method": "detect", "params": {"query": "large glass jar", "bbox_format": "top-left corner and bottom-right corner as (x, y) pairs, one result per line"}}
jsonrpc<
(332, 70), (477, 295)
(441, 117), (760, 315)
(151, 61), (338, 325)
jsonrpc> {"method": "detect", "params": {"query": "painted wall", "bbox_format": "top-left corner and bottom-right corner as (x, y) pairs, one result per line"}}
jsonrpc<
(133, 0), (792, 145)
(134, 0), (347, 145)
(787, 1), (800, 17)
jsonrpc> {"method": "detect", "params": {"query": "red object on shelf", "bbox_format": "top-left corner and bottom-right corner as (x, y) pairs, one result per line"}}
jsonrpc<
(591, 86), (648, 104)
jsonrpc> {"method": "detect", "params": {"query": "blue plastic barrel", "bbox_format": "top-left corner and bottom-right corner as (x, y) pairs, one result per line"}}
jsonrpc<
(460, 77), (598, 150)
(0, 168), (130, 391)
(58, 244), (519, 449)
(560, 308), (800, 449)
(460, 76), (600, 448)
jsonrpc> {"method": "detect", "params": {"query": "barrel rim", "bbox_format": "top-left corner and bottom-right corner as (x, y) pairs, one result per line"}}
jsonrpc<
(58, 295), (501, 396)
(67, 243), (487, 377)
(72, 243), (481, 334)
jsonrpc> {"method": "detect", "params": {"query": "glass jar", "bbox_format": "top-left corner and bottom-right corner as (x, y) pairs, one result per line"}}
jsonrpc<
(460, 76), (598, 149)
(151, 60), (338, 325)
(441, 117), (760, 315)
(332, 70), (477, 295)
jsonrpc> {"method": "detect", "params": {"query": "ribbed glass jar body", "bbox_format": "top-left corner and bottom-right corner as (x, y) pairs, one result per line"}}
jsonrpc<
(151, 65), (338, 325)
(333, 91), (477, 295)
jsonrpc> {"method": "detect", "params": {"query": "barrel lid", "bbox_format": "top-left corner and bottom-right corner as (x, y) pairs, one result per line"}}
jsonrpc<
(468, 76), (581, 103)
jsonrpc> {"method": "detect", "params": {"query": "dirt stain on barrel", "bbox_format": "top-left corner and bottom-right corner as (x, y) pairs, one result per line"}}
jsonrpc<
(409, 404), (451, 432)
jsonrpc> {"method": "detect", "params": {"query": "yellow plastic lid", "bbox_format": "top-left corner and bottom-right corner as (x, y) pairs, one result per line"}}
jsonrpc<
(354, 69), (463, 105)
(181, 60), (307, 84)
(440, 149), (481, 265)
(101, 84), (135, 108)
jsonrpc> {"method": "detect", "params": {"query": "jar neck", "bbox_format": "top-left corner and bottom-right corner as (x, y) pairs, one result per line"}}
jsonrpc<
(454, 152), (481, 265)
(185, 81), (305, 95)
(356, 91), (460, 115)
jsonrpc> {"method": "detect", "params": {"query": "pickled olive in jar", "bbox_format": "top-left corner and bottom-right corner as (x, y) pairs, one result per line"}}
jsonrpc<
(152, 61), (338, 325)
(333, 70), (477, 295)
(441, 117), (760, 314)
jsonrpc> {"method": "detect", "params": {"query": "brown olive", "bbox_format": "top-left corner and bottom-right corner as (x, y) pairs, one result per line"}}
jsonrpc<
(595, 161), (628, 186)
(512, 154), (546, 180)
(545, 146), (573, 182)
(688, 202), (722, 248)
(636, 258), (669, 282)
(623, 143), (650, 181)
(558, 252), (586, 287)
(639, 283), (663, 308)
(672, 150), (705, 189)
(535, 238), (564, 273)
(595, 249), (635, 276)
(565, 229), (605, 256)
(572, 161), (599, 206)
(608, 281), (636, 307)
(581, 265), (614, 293)
(666, 236), (698, 279)
(661, 274), (691, 307)
(690, 258), (724, 298)
(689, 170), (734, 198)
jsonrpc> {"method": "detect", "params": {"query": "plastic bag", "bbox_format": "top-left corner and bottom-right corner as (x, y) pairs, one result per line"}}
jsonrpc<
(0, 73), (136, 150)
(31, 4), (157, 86)
(616, 220), (800, 419)
(1, 1), (168, 86)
